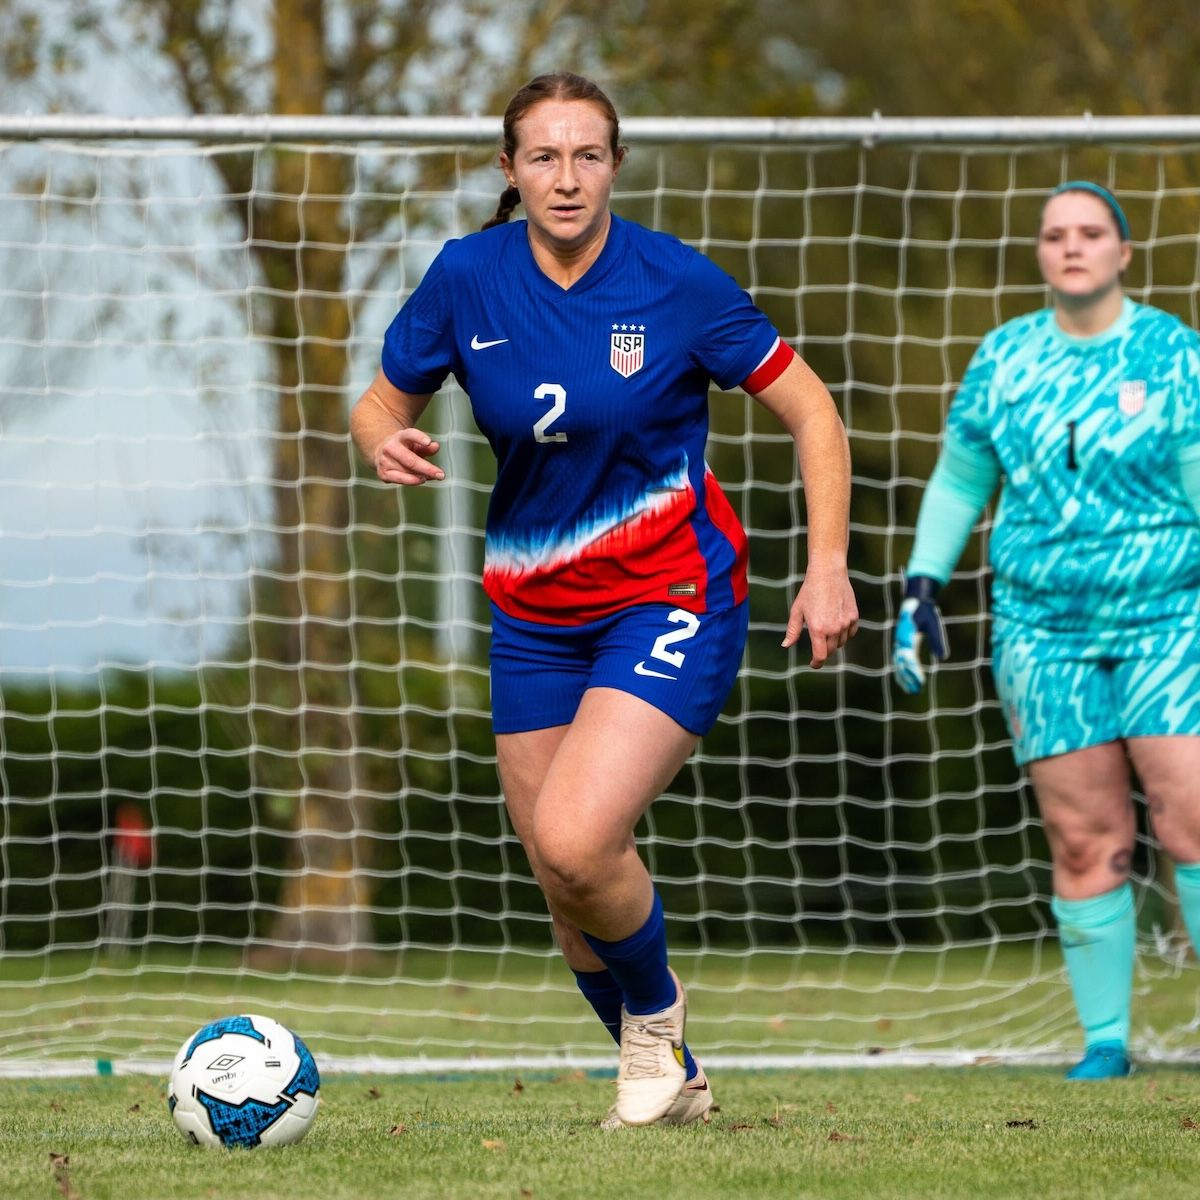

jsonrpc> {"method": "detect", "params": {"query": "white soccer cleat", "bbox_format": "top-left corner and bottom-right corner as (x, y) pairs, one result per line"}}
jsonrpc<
(614, 968), (689, 1126)
(601, 1062), (715, 1130)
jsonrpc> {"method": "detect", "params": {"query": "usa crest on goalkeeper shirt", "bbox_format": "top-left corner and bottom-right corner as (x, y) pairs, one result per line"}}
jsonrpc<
(610, 324), (645, 377)
(1118, 379), (1146, 416)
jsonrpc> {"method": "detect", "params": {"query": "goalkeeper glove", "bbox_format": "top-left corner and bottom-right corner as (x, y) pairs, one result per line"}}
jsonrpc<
(893, 575), (949, 695)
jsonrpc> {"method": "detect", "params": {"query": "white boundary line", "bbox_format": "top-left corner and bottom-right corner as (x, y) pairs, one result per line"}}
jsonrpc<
(5, 1049), (1199, 1079)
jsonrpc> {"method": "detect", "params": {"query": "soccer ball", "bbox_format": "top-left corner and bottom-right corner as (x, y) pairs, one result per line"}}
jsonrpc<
(167, 1014), (320, 1148)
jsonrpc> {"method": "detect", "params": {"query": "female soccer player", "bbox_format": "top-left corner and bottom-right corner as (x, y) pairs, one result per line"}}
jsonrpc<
(352, 72), (858, 1124)
(893, 181), (1200, 1079)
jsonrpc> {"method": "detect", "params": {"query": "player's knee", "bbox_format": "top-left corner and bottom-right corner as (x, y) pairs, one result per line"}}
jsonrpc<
(530, 825), (607, 904)
(1052, 829), (1128, 883)
(1146, 792), (1200, 863)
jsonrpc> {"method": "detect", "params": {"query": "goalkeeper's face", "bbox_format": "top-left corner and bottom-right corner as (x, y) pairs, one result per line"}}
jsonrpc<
(1037, 191), (1132, 304)
(501, 99), (623, 257)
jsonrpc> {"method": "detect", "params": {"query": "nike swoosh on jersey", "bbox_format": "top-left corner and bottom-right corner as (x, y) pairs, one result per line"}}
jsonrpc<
(634, 661), (677, 680)
(470, 335), (509, 350)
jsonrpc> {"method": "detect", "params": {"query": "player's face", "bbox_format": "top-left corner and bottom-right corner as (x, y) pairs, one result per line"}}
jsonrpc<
(1037, 192), (1131, 302)
(502, 99), (622, 259)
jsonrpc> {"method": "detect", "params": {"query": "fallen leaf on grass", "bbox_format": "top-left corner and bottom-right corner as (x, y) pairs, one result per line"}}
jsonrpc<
(49, 1101), (64, 1113)
(828, 1130), (856, 1142)
(366, 1087), (382, 1101)
(726, 1122), (755, 1132)
(48, 1153), (79, 1200)
(389, 1124), (407, 1136)
(521, 1190), (534, 1198)
(1181, 1116), (1200, 1131)
(903, 1093), (922, 1104)
(825, 1101), (838, 1114)
(1005, 1119), (1038, 1129)
(482, 1139), (506, 1151)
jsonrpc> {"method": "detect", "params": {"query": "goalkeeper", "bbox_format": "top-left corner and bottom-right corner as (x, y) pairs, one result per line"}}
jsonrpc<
(893, 182), (1200, 1079)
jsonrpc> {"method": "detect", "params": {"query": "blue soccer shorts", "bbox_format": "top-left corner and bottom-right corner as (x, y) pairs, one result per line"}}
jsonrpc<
(488, 600), (749, 736)
(992, 623), (1200, 765)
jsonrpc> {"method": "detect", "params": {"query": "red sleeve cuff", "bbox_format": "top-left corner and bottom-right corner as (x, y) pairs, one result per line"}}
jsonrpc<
(740, 338), (795, 394)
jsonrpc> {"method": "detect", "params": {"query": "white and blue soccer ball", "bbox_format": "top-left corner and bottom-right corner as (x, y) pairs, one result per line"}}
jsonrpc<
(167, 1014), (321, 1148)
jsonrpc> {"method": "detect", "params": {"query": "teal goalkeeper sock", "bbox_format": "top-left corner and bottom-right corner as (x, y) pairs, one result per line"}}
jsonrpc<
(1172, 862), (1200, 960)
(1051, 884), (1135, 1050)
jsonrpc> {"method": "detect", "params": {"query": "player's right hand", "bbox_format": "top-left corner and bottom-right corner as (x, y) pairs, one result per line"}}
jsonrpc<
(892, 575), (948, 694)
(373, 427), (445, 486)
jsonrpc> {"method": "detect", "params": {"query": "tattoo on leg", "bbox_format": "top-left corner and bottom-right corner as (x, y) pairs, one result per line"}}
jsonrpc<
(1109, 848), (1132, 876)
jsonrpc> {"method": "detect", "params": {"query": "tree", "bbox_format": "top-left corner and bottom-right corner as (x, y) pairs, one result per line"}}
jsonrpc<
(1, 0), (628, 959)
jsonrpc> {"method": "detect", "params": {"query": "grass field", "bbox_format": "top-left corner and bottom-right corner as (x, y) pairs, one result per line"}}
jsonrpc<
(4, 948), (1200, 1197)
(5, 1065), (1200, 1199)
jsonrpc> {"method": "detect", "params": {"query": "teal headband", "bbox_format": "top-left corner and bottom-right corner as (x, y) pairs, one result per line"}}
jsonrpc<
(1049, 180), (1131, 241)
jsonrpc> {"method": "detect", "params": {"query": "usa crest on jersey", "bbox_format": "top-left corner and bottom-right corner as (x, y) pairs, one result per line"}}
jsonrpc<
(610, 326), (645, 378)
(1118, 379), (1146, 416)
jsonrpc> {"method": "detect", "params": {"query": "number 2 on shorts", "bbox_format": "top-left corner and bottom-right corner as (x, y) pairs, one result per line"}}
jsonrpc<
(650, 609), (701, 668)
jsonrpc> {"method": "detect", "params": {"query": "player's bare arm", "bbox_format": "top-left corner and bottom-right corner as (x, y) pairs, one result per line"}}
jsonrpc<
(752, 354), (858, 664)
(349, 369), (442, 485)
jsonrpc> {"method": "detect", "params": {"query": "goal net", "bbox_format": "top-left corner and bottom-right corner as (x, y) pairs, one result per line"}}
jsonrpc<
(3, 117), (1200, 1076)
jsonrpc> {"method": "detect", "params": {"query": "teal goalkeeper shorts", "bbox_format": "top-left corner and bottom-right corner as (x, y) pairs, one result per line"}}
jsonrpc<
(992, 623), (1200, 765)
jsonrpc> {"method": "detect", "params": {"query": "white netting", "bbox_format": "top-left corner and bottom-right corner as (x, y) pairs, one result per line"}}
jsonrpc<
(2, 121), (1200, 1075)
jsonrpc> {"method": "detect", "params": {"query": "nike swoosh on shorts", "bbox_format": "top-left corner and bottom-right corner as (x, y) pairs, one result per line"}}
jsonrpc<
(634, 661), (677, 680)
(470, 335), (508, 350)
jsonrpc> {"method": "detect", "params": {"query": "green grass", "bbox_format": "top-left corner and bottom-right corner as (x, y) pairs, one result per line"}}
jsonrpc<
(5, 1067), (1200, 1199)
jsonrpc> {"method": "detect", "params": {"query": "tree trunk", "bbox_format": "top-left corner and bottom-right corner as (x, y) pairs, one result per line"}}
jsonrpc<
(253, 0), (371, 961)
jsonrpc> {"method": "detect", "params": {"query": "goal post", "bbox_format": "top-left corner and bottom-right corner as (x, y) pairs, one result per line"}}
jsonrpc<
(2, 115), (1200, 1076)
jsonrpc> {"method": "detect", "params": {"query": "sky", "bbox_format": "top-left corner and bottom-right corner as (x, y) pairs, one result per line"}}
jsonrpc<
(0, 12), (251, 674)
(0, 113), (287, 676)
(0, 3), (523, 675)
(0, 126), (479, 677)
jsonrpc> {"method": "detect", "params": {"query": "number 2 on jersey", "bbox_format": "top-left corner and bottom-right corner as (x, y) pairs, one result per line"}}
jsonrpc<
(533, 383), (567, 443)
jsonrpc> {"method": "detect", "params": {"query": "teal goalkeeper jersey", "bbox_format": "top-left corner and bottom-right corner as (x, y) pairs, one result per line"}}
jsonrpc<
(947, 297), (1200, 635)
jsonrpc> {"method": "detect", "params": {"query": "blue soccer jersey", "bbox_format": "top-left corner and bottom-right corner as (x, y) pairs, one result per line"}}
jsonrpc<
(946, 297), (1200, 634)
(381, 214), (791, 625)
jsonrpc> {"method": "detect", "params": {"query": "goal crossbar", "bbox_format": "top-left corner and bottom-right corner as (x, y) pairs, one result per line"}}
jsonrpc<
(5, 114), (1200, 145)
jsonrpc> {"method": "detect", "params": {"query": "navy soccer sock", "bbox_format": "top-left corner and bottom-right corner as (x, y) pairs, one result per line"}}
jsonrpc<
(572, 967), (622, 1045)
(581, 891), (697, 1080)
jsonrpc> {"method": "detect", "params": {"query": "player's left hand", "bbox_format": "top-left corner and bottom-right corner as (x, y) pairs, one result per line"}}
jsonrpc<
(892, 575), (948, 694)
(783, 563), (859, 668)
